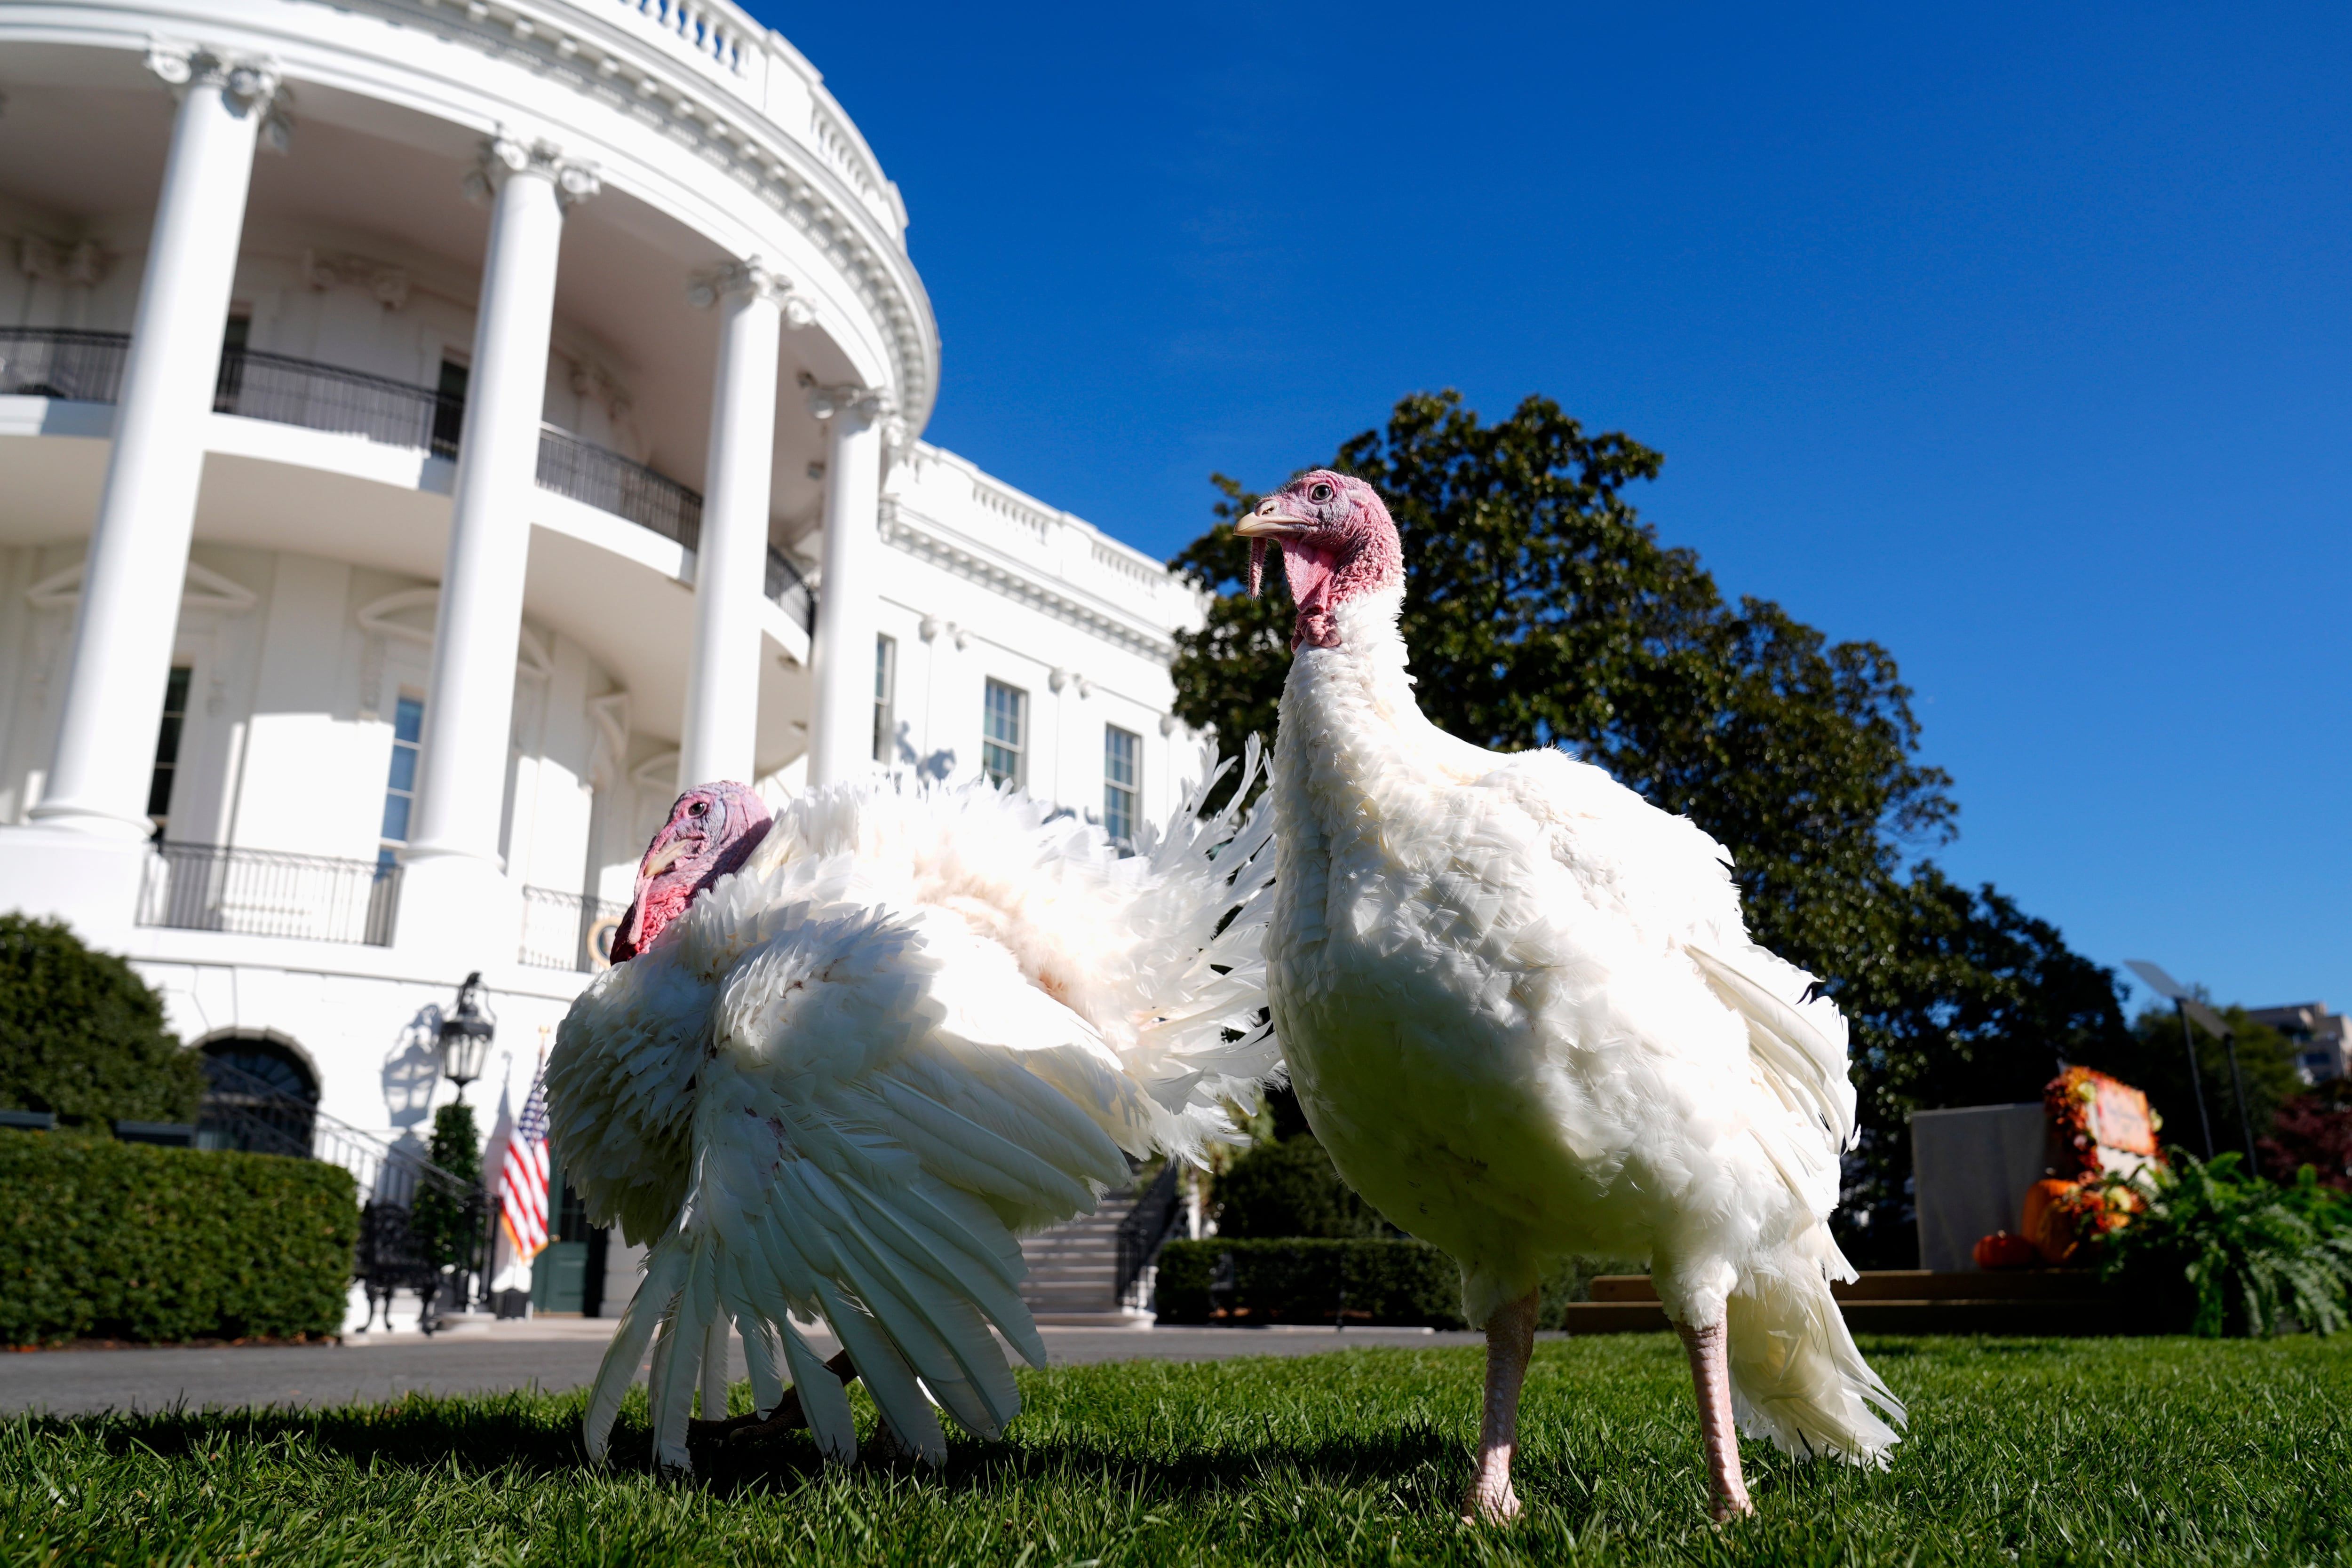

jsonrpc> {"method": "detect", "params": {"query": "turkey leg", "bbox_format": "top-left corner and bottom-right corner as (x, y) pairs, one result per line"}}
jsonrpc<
(1676, 1319), (1754, 1521)
(1462, 1288), (1539, 1524)
(689, 1349), (860, 1444)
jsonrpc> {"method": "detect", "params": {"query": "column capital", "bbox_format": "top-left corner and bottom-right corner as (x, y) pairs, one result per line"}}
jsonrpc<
(143, 41), (293, 150)
(464, 133), (600, 209)
(805, 380), (894, 427)
(687, 255), (814, 326)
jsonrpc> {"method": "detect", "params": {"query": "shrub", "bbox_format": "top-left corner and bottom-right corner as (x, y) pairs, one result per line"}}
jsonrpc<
(0, 1132), (358, 1346)
(2261, 1080), (2352, 1193)
(1155, 1238), (1464, 1327)
(1212, 1135), (1393, 1239)
(2098, 1150), (2352, 1337)
(0, 913), (203, 1127)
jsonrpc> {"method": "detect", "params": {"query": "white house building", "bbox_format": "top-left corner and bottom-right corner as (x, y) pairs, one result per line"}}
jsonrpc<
(0, 0), (1204, 1319)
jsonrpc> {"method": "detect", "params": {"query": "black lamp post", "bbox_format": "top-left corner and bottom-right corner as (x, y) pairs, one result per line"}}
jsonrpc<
(437, 971), (496, 1100)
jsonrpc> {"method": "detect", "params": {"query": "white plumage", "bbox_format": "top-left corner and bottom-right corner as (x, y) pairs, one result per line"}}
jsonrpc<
(1240, 473), (1902, 1520)
(548, 746), (1277, 1471)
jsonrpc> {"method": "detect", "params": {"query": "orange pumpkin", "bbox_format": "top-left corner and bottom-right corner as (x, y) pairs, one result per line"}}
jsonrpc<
(2022, 1177), (2083, 1265)
(1973, 1231), (2038, 1270)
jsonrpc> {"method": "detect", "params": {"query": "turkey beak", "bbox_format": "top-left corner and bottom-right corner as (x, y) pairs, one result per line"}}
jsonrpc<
(639, 835), (689, 878)
(1233, 502), (1311, 539)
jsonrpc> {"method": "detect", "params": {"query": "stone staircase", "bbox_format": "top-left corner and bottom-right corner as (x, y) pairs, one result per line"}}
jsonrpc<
(1018, 1188), (1157, 1328)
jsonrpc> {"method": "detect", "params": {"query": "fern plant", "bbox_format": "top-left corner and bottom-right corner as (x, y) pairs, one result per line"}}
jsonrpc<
(2098, 1151), (2352, 1337)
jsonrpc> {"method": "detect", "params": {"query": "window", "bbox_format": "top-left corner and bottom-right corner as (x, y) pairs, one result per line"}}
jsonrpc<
(1104, 724), (1139, 843)
(982, 680), (1025, 789)
(378, 695), (423, 872)
(213, 315), (250, 411)
(430, 356), (469, 458)
(147, 665), (193, 839)
(873, 634), (897, 763)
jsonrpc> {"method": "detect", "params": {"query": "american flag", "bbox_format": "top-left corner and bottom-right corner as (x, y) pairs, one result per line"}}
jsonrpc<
(499, 1067), (552, 1262)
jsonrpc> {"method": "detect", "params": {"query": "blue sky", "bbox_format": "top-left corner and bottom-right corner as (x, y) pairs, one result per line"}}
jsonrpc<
(763, 2), (2352, 1018)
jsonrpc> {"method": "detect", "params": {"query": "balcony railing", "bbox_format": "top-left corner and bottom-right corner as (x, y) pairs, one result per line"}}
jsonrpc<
(536, 422), (701, 548)
(214, 346), (465, 457)
(0, 326), (129, 400)
(139, 841), (399, 947)
(0, 327), (817, 630)
(519, 885), (628, 971)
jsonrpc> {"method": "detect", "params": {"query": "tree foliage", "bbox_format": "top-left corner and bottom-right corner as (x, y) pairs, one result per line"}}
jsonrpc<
(1170, 391), (2134, 1264)
(409, 1103), (485, 1275)
(0, 913), (202, 1128)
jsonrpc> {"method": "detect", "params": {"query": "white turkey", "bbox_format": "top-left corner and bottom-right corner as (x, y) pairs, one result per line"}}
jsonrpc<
(547, 749), (1278, 1472)
(1234, 471), (1903, 1522)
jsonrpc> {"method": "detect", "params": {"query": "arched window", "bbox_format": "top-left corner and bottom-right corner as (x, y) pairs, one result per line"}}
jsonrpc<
(201, 1037), (319, 1103)
(196, 1036), (319, 1158)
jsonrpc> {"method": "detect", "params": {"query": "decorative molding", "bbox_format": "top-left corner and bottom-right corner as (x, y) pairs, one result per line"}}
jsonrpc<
(330, 0), (935, 422)
(804, 380), (892, 426)
(686, 255), (813, 326)
(462, 132), (601, 208)
(27, 559), (258, 617)
(143, 40), (294, 151)
(879, 511), (1176, 663)
(16, 237), (111, 288)
(301, 247), (410, 309)
(566, 359), (634, 421)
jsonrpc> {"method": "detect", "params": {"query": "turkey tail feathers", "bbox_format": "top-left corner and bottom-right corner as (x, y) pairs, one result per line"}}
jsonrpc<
(1686, 945), (1854, 1152)
(1724, 1256), (1907, 1467)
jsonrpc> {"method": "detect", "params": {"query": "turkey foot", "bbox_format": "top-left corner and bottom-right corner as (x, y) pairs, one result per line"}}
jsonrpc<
(685, 1350), (859, 1444)
(1461, 1288), (1538, 1525)
(1676, 1319), (1754, 1522)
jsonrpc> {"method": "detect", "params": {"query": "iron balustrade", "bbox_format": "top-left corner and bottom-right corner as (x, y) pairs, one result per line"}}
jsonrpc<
(536, 422), (702, 548)
(520, 884), (628, 971)
(140, 841), (400, 947)
(213, 345), (466, 457)
(1, 328), (818, 628)
(0, 326), (129, 400)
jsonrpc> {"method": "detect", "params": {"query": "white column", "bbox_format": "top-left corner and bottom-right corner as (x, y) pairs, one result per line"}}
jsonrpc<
(29, 48), (283, 840)
(400, 136), (596, 940)
(806, 385), (894, 789)
(676, 259), (803, 789)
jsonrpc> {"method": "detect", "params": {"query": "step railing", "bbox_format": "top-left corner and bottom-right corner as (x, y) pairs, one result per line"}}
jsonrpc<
(198, 1054), (492, 1328)
(1114, 1161), (1186, 1311)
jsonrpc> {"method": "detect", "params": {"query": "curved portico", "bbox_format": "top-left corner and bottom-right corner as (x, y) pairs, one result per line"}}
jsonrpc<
(0, 0), (1203, 1323)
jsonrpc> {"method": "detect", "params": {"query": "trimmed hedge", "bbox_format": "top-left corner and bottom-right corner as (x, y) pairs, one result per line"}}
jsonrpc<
(0, 913), (202, 1127)
(0, 1133), (358, 1346)
(1155, 1238), (1466, 1328)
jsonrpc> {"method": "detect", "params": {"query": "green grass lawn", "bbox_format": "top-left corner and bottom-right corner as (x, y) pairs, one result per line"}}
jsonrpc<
(4, 1334), (2348, 1566)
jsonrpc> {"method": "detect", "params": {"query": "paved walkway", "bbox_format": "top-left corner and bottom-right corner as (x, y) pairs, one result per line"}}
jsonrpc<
(0, 1321), (1487, 1418)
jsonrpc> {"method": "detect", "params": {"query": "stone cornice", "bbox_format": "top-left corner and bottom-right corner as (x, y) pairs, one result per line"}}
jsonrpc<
(332, 0), (937, 428)
(879, 505), (1178, 664)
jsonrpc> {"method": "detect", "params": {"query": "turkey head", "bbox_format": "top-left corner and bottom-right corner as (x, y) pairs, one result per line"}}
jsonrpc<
(1234, 470), (1402, 650)
(610, 782), (773, 963)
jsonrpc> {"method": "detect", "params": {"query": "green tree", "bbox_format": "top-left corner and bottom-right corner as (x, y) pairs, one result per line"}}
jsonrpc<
(1170, 390), (2132, 1265)
(0, 913), (202, 1128)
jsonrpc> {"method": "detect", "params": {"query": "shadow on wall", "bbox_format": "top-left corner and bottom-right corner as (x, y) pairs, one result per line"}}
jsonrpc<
(381, 1004), (444, 1130)
(888, 721), (955, 783)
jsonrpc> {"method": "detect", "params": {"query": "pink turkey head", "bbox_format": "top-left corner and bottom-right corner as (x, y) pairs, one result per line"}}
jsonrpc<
(609, 782), (773, 963)
(1232, 471), (1403, 649)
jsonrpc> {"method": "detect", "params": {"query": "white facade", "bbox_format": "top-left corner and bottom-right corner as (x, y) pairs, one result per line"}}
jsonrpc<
(0, 0), (1203, 1315)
